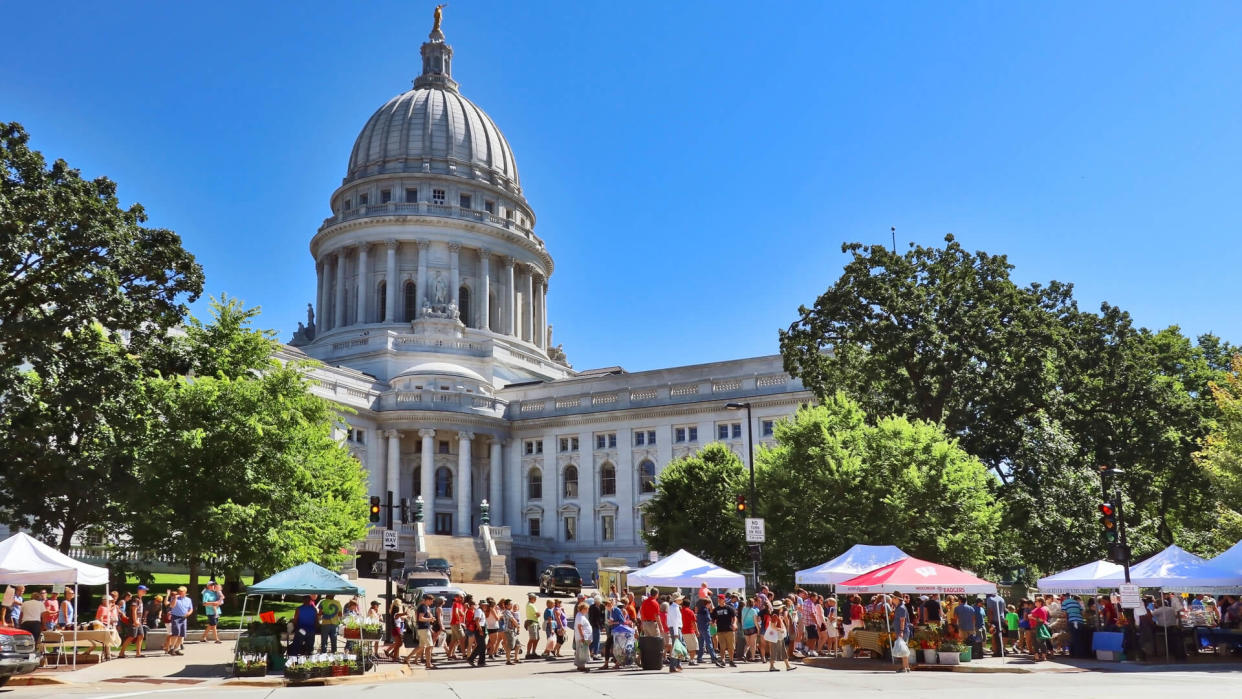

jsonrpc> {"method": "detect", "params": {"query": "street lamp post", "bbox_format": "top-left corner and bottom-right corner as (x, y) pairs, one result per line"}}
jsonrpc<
(726, 401), (759, 590)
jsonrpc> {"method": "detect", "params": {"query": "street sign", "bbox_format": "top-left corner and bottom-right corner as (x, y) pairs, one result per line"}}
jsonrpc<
(1119, 583), (1142, 610)
(745, 518), (765, 543)
(382, 529), (398, 551)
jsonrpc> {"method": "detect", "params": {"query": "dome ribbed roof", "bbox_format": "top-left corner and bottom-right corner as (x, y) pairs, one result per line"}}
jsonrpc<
(346, 88), (519, 187)
(343, 26), (520, 190)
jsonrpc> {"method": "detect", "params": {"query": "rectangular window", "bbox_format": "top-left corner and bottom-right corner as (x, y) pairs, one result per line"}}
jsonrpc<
(601, 515), (615, 542)
(732, 423), (743, 439)
(525, 439), (543, 455)
(433, 188), (446, 203)
(689, 427), (698, 442)
(405, 187), (418, 202)
(609, 433), (617, 448)
(525, 441), (535, 455)
(439, 440), (450, 454)
(761, 420), (774, 437)
(356, 430), (365, 445)
(634, 432), (645, 446)
(718, 422), (741, 440)
(675, 427), (686, 443)
(459, 193), (472, 209)
(529, 518), (541, 537)
(380, 189), (391, 203)
(640, 512), (652, 536)
(344, 199), (352, 210)
(434, 513), (452, 535)
(595, 432), (616, 450)
(560, 437), (570, 452)
(571, 437), (578, 451)
(359, 193), (369, 206)
(484, 200), (495, 214)
(564, 516), (576, 542)
(506, 209), (514, 220)
(646, 430), (656, 445)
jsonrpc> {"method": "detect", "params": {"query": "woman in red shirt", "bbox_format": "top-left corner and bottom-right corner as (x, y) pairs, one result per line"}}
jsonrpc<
(680, 602), (698, 662)
(1027, 598), (1050, 661)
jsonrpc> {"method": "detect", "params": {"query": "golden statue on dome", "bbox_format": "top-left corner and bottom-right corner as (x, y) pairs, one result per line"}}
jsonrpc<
(433, 4), (447, 33)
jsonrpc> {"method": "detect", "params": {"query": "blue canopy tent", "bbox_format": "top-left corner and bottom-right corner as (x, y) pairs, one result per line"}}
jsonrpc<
(235, 562), (367, 667)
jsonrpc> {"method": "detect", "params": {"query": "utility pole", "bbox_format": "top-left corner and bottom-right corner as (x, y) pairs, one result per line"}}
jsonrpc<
(727, 402), (759, 590)
(891, 226), (896, 254)
(385, 489), (394, 605)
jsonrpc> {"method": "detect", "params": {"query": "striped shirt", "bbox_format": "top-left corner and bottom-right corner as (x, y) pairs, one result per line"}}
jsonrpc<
(1061, 597), (1084, 624)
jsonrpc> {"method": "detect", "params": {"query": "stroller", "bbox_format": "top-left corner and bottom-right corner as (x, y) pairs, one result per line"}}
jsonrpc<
(611, 624), (636, 667)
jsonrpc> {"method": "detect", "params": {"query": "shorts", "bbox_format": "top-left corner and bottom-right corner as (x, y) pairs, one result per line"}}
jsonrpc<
(206, 615), (219, 628)
(684, 633), (698, 653)
(171, 616), (188, 637)
(640, 620), (661, 637)
(450, 624), (465, 642)
(744, 627), (758, 636)
(418, 628), (432, 646)
(805, 625), (819, 640)
(129, 624), (148, 639)
(526, 621), (539, 640)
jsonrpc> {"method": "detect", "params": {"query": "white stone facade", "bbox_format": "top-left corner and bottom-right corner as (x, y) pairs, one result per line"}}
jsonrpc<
(286, 24), (812, 581)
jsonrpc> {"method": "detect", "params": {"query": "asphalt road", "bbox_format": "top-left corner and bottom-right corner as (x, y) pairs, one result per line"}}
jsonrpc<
(8, 663), (1242, 699)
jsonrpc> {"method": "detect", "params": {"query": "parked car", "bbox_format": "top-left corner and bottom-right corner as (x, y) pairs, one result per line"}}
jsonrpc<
(0, 627), (39, 687)
(400, 569), (451, 603)
(410, 585), (466, 627)
(424, 558), (453, 577)
(539, 565), (583, 596)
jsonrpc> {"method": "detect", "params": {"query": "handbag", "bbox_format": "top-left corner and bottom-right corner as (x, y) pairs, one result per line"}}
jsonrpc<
(763, 624), (782, 643)
(891, 637), (910, 658)
(1037, 623), (1052, 641)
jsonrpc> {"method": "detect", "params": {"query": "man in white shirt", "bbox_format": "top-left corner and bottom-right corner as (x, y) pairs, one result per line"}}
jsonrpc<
(666, 594), (684, 673)
(573, 602), (592, 672)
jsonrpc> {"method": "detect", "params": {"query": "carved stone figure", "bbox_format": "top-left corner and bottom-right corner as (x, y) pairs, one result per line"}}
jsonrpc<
(433, 270), (448, 305)
(306, 302), (315, 329)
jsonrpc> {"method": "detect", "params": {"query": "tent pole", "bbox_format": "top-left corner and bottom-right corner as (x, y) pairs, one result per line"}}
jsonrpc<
(235, 594), (249, 661)
(72, 583), (78, 669)
(885, 593), (893, 664)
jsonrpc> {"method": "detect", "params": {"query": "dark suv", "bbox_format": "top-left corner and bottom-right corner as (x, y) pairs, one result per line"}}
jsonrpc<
(539, 565), (583, 596)
(0, 627), (39, 687)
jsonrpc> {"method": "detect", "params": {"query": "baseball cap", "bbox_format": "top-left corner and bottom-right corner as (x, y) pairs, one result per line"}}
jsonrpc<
(137, 585), (149, 591)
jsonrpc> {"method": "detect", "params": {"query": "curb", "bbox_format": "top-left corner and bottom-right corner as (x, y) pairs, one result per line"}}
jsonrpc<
(6, 675), (74, 687)
(801, 656), (1085, 674)
(221, 663), (417, 687)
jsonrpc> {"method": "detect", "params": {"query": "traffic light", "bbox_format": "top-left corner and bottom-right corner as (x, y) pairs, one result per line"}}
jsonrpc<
(1098, 502), (1117, 543)
(400, 498), (410, 524)
(736, 494), (747, 516)
(369, 496), (382, 523)
(1108, 543), (1131, 565)
(386, 550), (406, 577)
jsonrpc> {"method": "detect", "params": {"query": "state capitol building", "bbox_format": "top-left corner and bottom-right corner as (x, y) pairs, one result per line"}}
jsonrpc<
(284, 20), (812, 583)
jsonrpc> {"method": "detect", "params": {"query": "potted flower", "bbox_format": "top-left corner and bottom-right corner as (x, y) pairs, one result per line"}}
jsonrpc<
(284, 657), (309, 682)
(913, 627), (940, 665)
(234, 653), (268, 677)
(344, 616), (385, 640)
(937, 641), (965, 665)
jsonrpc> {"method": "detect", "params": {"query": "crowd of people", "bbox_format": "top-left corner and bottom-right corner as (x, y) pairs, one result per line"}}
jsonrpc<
(1, 581), (226, 660)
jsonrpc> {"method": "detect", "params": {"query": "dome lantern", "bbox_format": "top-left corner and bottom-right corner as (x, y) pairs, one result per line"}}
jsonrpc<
(415, 13), (457, 93)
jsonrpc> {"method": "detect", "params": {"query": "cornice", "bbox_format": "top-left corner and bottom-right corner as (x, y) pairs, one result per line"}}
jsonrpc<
(510, 392), (812, 430)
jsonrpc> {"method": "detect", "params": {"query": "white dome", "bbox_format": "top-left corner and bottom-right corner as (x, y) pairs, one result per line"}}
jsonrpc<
(395, 362), (487, 384)
(343, 29), (520, 190)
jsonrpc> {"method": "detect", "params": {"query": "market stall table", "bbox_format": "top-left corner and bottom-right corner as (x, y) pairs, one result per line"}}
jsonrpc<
(41, 628), (122, 662)
(846, 629), (894, 657)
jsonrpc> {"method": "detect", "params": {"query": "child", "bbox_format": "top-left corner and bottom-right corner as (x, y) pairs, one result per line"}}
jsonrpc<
(1004, 604), (1020, 652)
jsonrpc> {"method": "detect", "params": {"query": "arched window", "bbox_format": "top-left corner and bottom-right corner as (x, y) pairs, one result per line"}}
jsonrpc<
(435, 467), (452, 498)
(377, 281), (387, 322)
(403, 281), (417, 322)
(599, 463), (616, 496)
(528, 468), (542, 500)
(458, 286), (471, 327)
(413, 466), (421, 497)
(563, 465), (578, 498)
(639, 460), (656, 494)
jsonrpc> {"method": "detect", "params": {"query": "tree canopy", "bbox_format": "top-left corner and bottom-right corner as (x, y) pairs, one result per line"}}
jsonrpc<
(642, 442), (750, 573)
(755, 395), (1002, 583)
(779, 235), (1236, 578)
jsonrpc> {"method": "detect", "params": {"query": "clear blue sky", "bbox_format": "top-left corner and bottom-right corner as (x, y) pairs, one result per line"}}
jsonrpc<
(5, 1), (1241, 371)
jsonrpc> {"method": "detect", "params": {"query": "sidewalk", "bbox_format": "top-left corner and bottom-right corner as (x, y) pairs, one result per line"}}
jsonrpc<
(10, 638), (415, 688)
(804, 652), (1242, 674)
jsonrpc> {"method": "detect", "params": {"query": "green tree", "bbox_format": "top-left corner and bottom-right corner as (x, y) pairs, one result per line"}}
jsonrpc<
(129, 298), (369, 590)
(756, 394), (1003, 583)
(1198, 355), (1242, 546)
(642, 442), (750, 573)
(0, 122), (203, 548)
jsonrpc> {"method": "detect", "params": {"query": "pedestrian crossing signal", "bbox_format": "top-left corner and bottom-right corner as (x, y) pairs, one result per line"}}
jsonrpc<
(369, 496), (382, 523)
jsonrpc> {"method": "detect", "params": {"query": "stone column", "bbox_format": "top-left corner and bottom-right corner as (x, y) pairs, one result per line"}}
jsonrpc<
(419, 429), (435, 505)
(488, 439), (503, 526)
(540, 280), (548, 348)
(315, 259), (326, 332)
(524, 265), (535, 343)
(504, 440), (522, 531)
(373, 427), (387, 501)
(456, 432), (474, 535)
(479, 249), (491, 331)
(355, 243), (369, 324)
(504, 257), (516, 336)
(334, 248), (347, 329)
(448, 243), (460, 319)
(384, 240), (398, 323)
(416, 240), (430, 318)
(385, 430), (402, 501)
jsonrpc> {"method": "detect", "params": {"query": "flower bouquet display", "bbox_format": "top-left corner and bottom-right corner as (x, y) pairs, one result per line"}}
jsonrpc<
(913, 626), (941, 665)
(937, 641), (967, 665)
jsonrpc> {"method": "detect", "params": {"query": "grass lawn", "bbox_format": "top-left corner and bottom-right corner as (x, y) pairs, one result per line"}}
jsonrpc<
(216, 600), (300, 630)
(123, 573), (254, 589)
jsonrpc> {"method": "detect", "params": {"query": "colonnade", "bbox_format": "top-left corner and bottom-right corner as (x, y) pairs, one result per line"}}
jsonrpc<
(314, 241), (548, 347)
(374, 428), (505, 536)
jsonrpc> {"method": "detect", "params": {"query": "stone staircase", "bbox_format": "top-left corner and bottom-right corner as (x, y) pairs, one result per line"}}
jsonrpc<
(423, 534), (508, 584)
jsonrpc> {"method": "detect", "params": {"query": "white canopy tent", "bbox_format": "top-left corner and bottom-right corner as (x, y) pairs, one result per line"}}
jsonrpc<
(1037, 559), (1124, 593)
(0, 532), (108, 586)
(0, 532), (110, 668)
(1210, 540), (1242, 575)
(1126, 545), (1242, 593)
(627, 549), (745, 590)
(794, 544), (909, 586)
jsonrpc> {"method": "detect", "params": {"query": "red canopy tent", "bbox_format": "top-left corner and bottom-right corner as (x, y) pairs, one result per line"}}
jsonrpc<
(836, 556), (997, 595)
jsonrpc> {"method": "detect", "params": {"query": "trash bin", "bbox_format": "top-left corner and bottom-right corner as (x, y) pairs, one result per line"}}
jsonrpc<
(639, 635), (664, 670)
